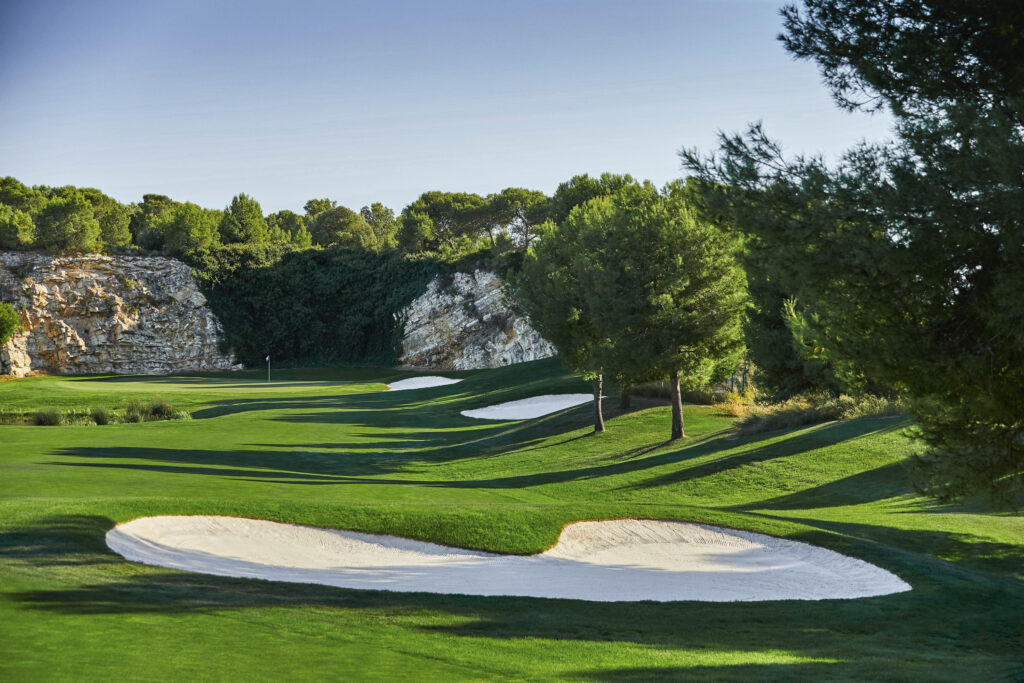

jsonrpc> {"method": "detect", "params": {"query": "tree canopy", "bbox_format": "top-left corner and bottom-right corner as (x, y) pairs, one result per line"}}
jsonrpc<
(219, 194), (268, 245)
(514, 181), (747, 438)
(683, 0), (1024, 501)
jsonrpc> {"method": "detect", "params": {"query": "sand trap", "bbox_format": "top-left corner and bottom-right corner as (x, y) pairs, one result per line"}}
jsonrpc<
(461, 394), (593, 420)
(106, 516), (909, 602)
(386, 376), (462, 391)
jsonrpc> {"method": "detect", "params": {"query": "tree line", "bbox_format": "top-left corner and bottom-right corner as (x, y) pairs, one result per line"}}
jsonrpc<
(0, 176), (628, 261)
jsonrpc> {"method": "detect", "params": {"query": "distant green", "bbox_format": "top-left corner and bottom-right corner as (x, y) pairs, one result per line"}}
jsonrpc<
(1, 358), (1021, 681)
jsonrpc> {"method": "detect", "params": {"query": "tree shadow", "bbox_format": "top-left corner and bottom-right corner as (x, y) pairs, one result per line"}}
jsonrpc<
(623, 420), (902, 491)
(0, 514), (119, 567)
(748, 514), (1024, 582)
(5, 513), (1022, 680)
(742, 462), (913, 511)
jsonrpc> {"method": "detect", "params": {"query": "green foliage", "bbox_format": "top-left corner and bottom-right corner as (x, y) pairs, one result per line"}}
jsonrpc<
(738, 393), (905, 435)
(360, 203), (398, 249)
(89, 406), (110, 425)
(267, 210), (312, 247)
(513, 217), (604, 379)
(578, 182), (748, 438)
(30, 407), (62, 426)
(0, 302), (22, 345)
(546, 173), (638, 225)
(397, 191), (488, 255)
(0, 205), (35, 248)
(308, 205), (374, 248)
(0, 176), (47, 215)
(130, 194), (178, 251)
(483, 187), (548, 248)
(33, 191), (101, 254)
(303, 198), (336, 220)
(188, 244), (438, 365)
(683, 0), (1024, 501)
(219, 193), (268, 245)
(583, 181), (747, 389)
(78, 187), (132, 250)
(163, 202), (219, 254)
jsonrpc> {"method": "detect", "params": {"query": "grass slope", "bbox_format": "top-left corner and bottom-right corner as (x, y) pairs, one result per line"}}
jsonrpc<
(1, 358), (1021, 681)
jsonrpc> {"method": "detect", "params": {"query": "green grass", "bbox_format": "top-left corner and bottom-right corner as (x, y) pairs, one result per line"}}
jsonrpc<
(1, 358), (1021, 681)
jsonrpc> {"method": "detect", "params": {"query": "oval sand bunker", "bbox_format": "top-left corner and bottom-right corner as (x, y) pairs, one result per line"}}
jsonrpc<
(106, 516), (910, 602)
(386, 376), (462, 391)
(461, 394), (593, 420)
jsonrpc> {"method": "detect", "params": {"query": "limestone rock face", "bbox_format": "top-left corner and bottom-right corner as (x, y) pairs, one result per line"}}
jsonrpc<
(398, 270), (554, 370)
(0, 252), (238, 376)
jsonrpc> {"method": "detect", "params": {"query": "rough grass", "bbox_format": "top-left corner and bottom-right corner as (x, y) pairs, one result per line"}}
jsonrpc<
(0, 358), (1020, 681)
(737, 393), (905, 434)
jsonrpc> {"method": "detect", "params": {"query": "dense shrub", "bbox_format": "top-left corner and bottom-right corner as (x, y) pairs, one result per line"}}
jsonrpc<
(188, 244), (439, 366)
(123, 396), (181, 422)
(736, 393), (905, 434)
(0, 302), (21, 345)
(32, 408), (62, 426)
(148, 395), (173, 419)
(90, 406), (110, 425)
(123, 400), (148, 423)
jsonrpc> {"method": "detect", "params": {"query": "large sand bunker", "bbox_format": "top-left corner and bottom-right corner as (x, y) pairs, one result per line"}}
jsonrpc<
(106, 516), (910, 602)
(386, 376), (462, 391)
(461, 394), (594, 420)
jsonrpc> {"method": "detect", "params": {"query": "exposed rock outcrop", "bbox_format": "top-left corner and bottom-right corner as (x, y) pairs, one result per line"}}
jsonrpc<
(398, 270), (554, 370)
(0, 252), (238, 376)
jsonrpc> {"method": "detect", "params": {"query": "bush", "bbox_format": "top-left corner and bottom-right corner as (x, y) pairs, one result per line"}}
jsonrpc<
(0, 302), (21, 346)
(148, 395), (173, 419)
(123, 400), (147, 423)
(737, 393), (904, 435)
(122, 396), (182, 423)
(90, 406), (110, 425)
(32, 408), (62, 426)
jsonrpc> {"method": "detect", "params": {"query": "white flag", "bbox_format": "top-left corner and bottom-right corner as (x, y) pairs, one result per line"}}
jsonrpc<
(265, 355), (270, 362)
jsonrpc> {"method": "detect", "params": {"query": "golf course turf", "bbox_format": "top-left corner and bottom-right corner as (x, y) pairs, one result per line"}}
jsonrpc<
(1, 358), (1022, 680)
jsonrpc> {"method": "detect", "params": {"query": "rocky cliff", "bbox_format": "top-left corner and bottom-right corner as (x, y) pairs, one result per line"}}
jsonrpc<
(0, 252), (238, 376)
(398, 270), (554, 370)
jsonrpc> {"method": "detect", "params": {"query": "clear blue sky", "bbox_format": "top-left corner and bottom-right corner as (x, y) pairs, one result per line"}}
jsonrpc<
(0, 0), (892, 214)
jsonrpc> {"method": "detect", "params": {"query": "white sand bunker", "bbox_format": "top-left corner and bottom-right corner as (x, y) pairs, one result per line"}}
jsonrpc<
(461, 394), (593, 420)
(106, 516), (909, 602)
(386, 376), (462, 391)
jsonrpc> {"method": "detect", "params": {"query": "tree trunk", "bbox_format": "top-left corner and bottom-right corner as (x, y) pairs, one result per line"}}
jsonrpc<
(669, 370), (684, 440)
(593, 374), (605, 433)
(619, 387), (631, 410)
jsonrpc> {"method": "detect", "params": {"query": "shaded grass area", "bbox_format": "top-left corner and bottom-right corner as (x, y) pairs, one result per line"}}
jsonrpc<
(1, 357), (1022, 681)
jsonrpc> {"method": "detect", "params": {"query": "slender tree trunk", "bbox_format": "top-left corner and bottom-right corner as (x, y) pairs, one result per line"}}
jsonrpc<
(593, 374), (605, 433)
(669, 370), (684, 440)
(619, 386), (631, 410)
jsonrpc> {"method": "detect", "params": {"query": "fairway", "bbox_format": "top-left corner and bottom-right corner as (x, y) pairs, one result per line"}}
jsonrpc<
(1, 358), (1022, 680)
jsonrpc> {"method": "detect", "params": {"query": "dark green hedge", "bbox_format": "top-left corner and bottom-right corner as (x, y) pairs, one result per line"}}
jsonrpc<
(187, 244), (438, 366)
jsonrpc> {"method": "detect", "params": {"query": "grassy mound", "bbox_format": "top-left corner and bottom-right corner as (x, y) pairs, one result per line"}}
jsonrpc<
(0, 357), (1020, 681)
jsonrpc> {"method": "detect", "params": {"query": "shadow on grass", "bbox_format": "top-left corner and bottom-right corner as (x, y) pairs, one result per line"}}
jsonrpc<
(4, 512), (1023, 682)
(613, 420), (900, 493)
(572, 663), (842, 681)
(742, 461), (913, 511)
(50, 417), (895, 493)
(0, 515), (118, 567)
(749, 514), (1024, 582)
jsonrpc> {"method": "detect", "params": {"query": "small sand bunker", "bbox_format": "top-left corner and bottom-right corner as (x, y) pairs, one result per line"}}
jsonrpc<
(461, 394), (593, 420)
(386, 376), (462, 391)
(106, 516), (910, 602)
